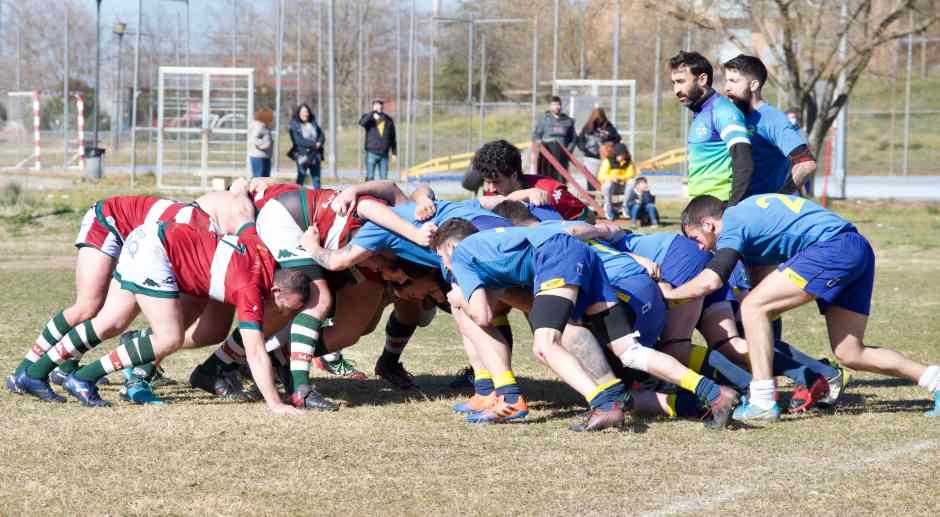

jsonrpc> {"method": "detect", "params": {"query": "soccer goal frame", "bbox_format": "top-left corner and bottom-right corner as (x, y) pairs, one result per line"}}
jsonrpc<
(2, 91), (86, 172)
(553, 79), (637, 156)
(156, 66), (254, 192)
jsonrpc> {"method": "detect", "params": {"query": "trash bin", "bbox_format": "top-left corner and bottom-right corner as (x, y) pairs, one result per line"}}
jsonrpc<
(83, 147), (105, 180)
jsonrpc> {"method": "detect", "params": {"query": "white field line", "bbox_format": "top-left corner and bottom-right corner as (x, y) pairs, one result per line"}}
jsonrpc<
(639, 440), (937, 517)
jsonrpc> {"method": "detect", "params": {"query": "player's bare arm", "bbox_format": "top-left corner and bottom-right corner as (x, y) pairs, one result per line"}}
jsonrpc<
(355, 199), (436, 247)
(662, 268), (724, 301)
(301, 226), (373, 271)
(239, 328), (304, 415)
(477, 195), (509, 210)
(509, 188), (549, 206)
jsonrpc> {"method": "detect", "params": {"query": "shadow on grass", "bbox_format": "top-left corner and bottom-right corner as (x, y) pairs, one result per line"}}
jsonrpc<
(845, 377), (916, 389)
(312, 374), (584, 410)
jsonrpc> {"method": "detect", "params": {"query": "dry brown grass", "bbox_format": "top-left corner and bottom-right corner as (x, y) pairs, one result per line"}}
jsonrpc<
(0, 196), (939, 516)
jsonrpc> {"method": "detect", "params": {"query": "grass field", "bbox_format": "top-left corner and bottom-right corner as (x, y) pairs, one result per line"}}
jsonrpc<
(1, 189), (939, 516)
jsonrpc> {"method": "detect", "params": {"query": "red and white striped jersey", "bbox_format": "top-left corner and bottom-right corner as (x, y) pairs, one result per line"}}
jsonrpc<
(268, 186), (378, 250)
(98, 196), (215, 240)
(252, 183), (302, 212)
(161, 222), (275, 330)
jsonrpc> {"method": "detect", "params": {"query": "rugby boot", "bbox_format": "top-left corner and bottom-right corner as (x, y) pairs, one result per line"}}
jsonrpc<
(466, 395), (529, 424)
(452, 392), (497, 414)
(313, 354), (367, 380)
(50, 367), (109, 386)
(120, 378), (164, 405)
(289, 384), (338, 412)
(704, 385), (740, 429)
(374, 359), (417, 390)
(189, 365), (249, 400)
(926, 390), (940, 417)
(818, 366), (849, 407)
(788, 376), (829, 414)
(63, 374), (111, 407)
(119, 368), (165, 405)
(147, 365), (179, 388)
(448, 366), (475, 389)
(569, 401), (626, 432)
(4, 371), (22, 394)
(732, 399), (781, 422)
(15, 370), (65, 403)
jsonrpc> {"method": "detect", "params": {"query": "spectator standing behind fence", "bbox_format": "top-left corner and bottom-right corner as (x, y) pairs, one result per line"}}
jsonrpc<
(532, 95), (576, 182)
(247, 108), (273, 178)
(358, 99), (397, 181)
(597, 142), (637, 220)
(288, 104), (325, 187)
(626, 176), (659, 227)
(576, 107), (621, 175)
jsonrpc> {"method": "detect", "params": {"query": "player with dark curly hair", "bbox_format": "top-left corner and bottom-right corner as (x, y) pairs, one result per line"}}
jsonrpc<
(467, 139), (590, 221)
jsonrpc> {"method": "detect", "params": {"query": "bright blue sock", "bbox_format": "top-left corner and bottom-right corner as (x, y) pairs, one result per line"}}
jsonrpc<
(702, 350), (751, 392)
(774, 340), (839, 383)
(588, 380), (625, 411)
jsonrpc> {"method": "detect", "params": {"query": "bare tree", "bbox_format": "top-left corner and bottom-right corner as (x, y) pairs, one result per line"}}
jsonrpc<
(655, 0), (940, 154)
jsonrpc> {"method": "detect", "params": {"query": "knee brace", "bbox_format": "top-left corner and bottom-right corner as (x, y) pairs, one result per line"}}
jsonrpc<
(585, 303), (636, 346)
(618, 341), (652, 373)
(529, 295), (573, 332)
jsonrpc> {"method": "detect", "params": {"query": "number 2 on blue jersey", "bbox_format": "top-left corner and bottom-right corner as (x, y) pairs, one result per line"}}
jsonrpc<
(755, 194), (805, 214)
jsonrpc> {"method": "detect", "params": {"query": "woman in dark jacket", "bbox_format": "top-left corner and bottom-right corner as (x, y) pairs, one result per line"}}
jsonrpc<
(288, 104), (325, 187)
(576, 107), (621, 175)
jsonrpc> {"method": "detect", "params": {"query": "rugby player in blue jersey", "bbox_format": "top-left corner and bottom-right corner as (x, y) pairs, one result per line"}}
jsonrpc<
(666, 194), (940, 420)
(722, 54), (817, 196)
(432, 219), (740, 430)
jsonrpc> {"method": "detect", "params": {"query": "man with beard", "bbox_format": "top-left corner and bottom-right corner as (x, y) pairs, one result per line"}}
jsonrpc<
(722, 54), (818, 196)
(669, 51), (754, 205)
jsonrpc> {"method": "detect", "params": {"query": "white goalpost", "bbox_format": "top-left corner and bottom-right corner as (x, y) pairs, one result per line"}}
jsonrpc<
(0, 90), (86, 171)
(4, 91), (41, 171)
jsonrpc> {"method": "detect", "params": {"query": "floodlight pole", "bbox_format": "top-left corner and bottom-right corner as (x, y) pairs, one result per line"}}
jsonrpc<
(327, 0), (337, 179)
(113, 22), (126, 154)
(552, 0), (559, 94)
(93, 0), (102, 149)
(611, 0), (620, 124)
(130, 0), (142, 188)
(274, 0), (285, 174)
(64, 6), (70, 170)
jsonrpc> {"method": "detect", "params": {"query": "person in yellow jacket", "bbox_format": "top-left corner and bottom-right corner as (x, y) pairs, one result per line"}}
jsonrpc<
(597, 143), (637, 219)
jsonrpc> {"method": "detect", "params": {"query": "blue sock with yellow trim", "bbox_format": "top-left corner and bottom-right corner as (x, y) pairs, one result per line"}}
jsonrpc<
(587, 379), (625, 411)
(493, 370), (521, 403)
(679, 370), (722, 404)
(665, 392), (708, 418)
(473, 368), (494, 396)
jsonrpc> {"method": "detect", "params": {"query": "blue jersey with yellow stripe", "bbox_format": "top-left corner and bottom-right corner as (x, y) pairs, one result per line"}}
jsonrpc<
(449, 222), (571, 299)
(716, 194), (856, 265)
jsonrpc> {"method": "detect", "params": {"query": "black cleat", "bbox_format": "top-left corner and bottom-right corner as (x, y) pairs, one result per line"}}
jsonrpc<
(449, 366), (475, 389)
(289, 384), (338, 412)
(374, 360), (418, 391)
